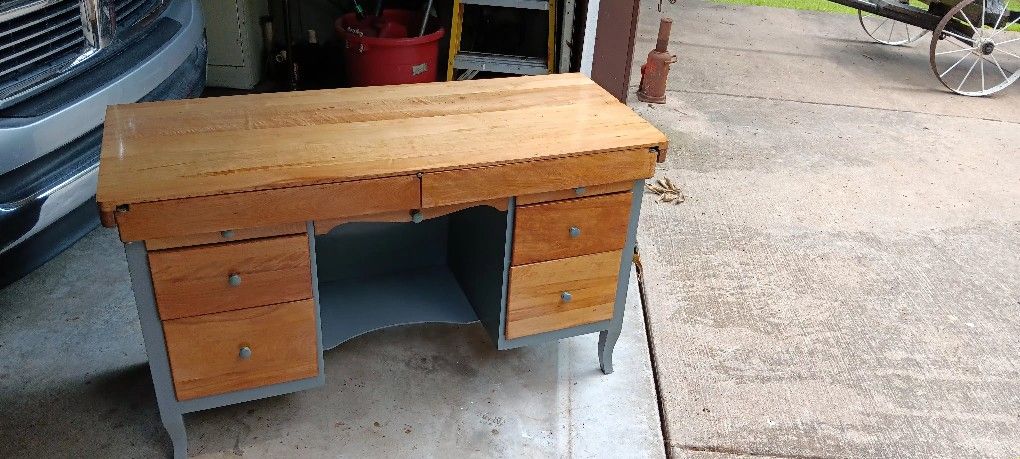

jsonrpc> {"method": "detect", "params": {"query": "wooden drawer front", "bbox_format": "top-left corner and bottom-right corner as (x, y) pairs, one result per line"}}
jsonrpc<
(516, 181), (634, 206)
(114, 175), (421, 241)
(506, 251), (622, 339)
(163, 299), (320, 400)
(512, 192), (632, 266)
(146, 222), (306, 251)
(421, 148), (655, 207)
(149, 235), (312, 320)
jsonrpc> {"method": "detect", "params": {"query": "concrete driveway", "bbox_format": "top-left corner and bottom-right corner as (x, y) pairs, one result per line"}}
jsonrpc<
(631, 0), (1019, 457)
(0, 224), (664, 457)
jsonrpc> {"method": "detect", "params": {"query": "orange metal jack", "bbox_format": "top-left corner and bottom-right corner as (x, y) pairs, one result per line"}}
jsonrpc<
(637, 18), (677, 104)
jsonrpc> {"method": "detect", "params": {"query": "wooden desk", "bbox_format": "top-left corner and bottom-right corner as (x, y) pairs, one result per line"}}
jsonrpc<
(97, 73), (667, 458)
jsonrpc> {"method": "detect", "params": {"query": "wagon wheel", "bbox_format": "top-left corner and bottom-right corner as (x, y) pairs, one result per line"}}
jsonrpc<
(859, 10), (928, 45)
(930, 0), (1020, 96)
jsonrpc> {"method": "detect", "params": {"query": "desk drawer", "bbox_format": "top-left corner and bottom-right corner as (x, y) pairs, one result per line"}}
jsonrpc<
(506, 251), (622, 339)
(112, 176), (422, 242)
(149, 235), (312, 320)
(512, 192), (632, 266)
(420, 148), (655, 207)
(163, 299), (320, 401)
(145, 222), (306, 250)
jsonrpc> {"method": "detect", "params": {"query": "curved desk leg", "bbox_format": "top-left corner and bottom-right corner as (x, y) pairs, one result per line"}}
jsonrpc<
(125, 242), (189, 458)
(599, 329), (620, 374)
(600, 179), (645, 375)
(161, 410), (188, 459)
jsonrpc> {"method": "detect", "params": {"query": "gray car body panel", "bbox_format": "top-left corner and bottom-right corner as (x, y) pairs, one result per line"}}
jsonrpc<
(0, 0), (204, 258)
(0, 0), (204, 177)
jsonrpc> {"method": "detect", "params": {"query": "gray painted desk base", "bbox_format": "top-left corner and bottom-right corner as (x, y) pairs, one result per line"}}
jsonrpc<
(123, 180), (644, 458)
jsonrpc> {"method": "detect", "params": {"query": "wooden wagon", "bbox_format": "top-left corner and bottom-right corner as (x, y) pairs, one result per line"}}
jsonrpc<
(831, 0), (1019, 95)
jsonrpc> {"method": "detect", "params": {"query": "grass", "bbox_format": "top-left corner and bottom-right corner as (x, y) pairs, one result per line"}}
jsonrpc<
(710, 0), (1020, 31)
(712, 0), (859, 14)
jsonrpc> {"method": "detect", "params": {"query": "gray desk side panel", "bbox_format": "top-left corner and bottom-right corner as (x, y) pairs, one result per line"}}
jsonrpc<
(314, 218), (450, 283)
(496, 199), (516, 346)
(125, 242), (186, 423)
(307, 221), (327, 377)
(598, 179), (646, 373)
(614, 180), (645, 329)
(448, 200), (514, 346)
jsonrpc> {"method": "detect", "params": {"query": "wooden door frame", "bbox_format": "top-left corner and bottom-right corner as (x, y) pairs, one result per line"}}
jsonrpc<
(579, 0), (642, 102)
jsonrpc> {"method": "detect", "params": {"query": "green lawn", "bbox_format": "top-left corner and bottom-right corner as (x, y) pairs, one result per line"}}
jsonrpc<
(711, 0), (1020, 31)
(712, 0), (859, 14)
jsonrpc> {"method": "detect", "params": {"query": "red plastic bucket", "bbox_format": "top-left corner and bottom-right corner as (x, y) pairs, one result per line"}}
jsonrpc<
(336, 10), (445, 87)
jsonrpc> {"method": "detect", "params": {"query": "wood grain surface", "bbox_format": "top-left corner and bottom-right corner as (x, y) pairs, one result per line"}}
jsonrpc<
(114, 175), (419, 241)
(505, 250), (622, 339)
(97, 74), (667, 214)
(149, 235), (312, 320)
(313, 198), (509, 235)
(145, 222), (306, 250)
(163, 299), (319, 400)
(516, 181), (634, 206)
(512, 192), (632, 265)
(313, 211), (411, 235)
(421, 148), (654, 207)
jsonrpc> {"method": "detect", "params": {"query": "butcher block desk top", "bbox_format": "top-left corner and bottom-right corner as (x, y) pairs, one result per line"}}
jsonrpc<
(97, 74), (668, 240)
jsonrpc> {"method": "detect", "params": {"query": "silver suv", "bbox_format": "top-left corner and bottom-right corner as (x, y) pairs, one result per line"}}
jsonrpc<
(0, 0), (206, 286)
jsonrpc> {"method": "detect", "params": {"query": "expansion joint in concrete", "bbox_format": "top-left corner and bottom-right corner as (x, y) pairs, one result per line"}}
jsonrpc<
(634, 245), (673, 459)
(659, 88), (1020, 126)
(671, 444), (834, 459)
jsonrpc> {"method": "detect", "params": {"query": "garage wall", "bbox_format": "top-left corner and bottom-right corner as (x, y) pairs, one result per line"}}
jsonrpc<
(264, 0), (641, 100)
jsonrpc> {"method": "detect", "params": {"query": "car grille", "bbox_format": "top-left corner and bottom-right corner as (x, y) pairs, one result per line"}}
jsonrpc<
(0, 1), (87, 91)
(117, 0), (160, 30)
(0, 0), (164, 106)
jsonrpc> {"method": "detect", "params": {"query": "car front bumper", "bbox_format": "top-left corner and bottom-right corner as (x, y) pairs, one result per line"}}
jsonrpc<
(0, 0), (206, 282)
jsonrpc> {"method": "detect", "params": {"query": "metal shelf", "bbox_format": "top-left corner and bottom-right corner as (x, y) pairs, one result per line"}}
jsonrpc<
(452, 52), (548, 75)
(460, 0), (550, 10)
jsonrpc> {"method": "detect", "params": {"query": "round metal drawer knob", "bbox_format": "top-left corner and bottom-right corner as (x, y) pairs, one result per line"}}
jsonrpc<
(574, 186), (586, 196)
(239, 346), (252, 360)
(228, 273), (242, 287)
(561, 291), (573, 302)
(569, 226), (581, 238)
(221, 229), (235, 239)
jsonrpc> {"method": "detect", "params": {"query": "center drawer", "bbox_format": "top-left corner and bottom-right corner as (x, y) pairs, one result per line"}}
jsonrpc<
(162, 299), (320, 400)
(148, 234), (312, 320)
(512, 192), (632, 265)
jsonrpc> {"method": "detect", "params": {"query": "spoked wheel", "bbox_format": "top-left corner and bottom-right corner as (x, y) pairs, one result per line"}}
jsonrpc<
(930, 0), (1020, 96)
(859, 9), (928, 45)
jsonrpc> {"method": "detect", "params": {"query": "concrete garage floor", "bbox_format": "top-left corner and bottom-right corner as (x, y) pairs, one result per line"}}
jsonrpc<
(0, 228), (665, 457)
(631, 0), (1019, 457)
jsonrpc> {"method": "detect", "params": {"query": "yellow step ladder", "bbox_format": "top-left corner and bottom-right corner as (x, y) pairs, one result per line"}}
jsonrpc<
(446, 0), (557, 80)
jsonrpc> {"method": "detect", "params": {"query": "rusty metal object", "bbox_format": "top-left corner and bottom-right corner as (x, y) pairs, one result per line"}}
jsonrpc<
(637, 18), (677, 104)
